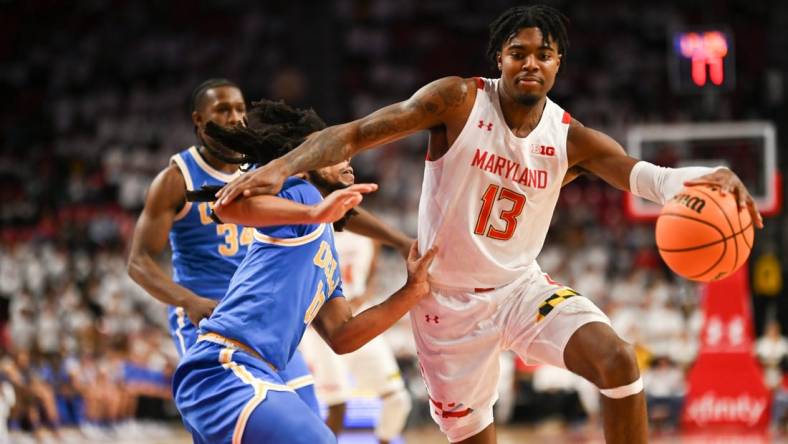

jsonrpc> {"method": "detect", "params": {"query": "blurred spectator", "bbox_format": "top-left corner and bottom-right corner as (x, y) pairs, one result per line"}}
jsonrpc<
(644, 356), (686, 432)
(756, 320), (788, 389)
(667, 330), (699, 371)
(771, 357), (788, 433)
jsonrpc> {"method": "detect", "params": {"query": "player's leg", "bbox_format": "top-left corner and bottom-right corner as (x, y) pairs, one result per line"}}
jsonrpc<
(325, 403), (346, 436)
(409, 288), (504, 444)
(345, 335), (411, 444)
(242, 389), (336, 444)
(168, 306), (197, 358)
(517, 293), (646, 444)
(562, 322), (646, 443)
(279, 349), (319, 415)
(494, 351), (516, 425)
(175, 342), (330, 444)
(299, 327), (350, 435)
(454, 424), (495, 444)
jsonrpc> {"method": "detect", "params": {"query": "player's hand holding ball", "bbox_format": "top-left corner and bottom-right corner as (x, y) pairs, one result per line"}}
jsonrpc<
(684, 167), (763, 228)
(656, 172), (759, 282)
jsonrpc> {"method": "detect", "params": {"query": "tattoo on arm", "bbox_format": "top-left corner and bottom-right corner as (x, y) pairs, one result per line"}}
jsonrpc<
(358, 79), (467, 145)
(277, 129), (348, 176)
(281, 77), (468, 175)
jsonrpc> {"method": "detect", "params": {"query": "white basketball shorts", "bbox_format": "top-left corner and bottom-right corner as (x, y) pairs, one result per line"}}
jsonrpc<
(410, 263), (610, 442)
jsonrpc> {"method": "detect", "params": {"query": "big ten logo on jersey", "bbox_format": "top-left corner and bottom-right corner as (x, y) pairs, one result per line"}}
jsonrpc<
(530, 144), (556, 157)
(304, 240), (339, 324)
(197, 203), (254, 256)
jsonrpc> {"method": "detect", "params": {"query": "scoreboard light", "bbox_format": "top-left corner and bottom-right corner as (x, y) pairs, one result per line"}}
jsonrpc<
(670, 28), (735, 93)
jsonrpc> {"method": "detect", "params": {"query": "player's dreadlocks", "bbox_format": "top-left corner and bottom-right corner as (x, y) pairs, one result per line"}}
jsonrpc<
(187, 99), (356, 230)
(203, 98), (327, 168)
(486, 5), (569, 68)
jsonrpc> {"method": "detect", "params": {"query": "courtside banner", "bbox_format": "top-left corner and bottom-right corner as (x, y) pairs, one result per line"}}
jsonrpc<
(682, 266), (771, 431)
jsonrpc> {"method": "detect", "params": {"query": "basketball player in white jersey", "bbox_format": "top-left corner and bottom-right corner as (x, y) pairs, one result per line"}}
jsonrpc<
(300, 223), (412, 444)
(214, 5), (763, 443)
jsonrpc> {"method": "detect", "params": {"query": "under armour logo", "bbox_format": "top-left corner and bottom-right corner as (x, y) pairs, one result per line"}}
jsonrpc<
(477, 120), (493, 131)
(425, 314), (440, 324)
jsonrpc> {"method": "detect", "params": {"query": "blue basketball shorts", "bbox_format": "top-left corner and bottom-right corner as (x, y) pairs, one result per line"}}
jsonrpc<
(173, 340), (335, 444)
(168, 307), (317, 415)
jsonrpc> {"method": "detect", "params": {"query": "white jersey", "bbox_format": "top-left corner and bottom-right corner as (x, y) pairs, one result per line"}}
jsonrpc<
(418, 77), (570, 289)
(334, 230), (375, 299)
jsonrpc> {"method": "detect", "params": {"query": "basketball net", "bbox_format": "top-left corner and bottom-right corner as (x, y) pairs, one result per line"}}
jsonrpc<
(681, 265), (771, 432)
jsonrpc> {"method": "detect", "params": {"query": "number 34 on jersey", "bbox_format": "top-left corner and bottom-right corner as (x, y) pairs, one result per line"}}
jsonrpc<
(198, 203), (254, 256)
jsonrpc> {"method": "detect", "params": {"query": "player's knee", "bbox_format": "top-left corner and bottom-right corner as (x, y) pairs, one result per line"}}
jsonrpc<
(376, 389), (411, 440)
(596, 340), (639, 388)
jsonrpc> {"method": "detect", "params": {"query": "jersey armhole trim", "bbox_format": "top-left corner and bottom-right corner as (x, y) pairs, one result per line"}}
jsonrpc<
(253, 223), (326, 247)
(170, 154), (193, 222)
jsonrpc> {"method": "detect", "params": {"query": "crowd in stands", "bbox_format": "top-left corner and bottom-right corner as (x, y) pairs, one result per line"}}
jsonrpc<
(0, 0), (785, 442)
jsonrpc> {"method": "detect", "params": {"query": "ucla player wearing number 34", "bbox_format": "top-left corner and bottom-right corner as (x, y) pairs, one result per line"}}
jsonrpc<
(127, 79), (320, 415)
(172, 100), (437, 444)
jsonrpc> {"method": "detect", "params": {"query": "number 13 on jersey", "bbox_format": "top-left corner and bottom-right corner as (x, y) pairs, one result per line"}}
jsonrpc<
(474, 184), (526, 241)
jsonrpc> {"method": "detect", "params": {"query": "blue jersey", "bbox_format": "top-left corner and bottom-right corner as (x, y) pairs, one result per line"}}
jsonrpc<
(169, 146), (252, 300)
(200, 177), (344, 371)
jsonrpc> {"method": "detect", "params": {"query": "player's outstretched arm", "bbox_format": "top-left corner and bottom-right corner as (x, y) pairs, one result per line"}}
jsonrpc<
(312, 243), (437, 354)
(214, 183), (378, 227)
(345, 207), (413, 258)
(215, 76), (474, 206)
(567, 120), (763, 228)
(127, 166), (218, 325)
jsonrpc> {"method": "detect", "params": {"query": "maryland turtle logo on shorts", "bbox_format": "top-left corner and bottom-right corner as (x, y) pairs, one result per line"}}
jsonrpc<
(536, 288), (580, 322)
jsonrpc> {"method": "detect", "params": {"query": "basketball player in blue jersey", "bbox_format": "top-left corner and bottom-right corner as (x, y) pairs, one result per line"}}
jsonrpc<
(172, 100), (437, 444)
(127, 79), (320, 411)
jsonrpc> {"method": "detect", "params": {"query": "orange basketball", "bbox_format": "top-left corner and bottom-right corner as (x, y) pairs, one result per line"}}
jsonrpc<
(655, 185), (754, 282)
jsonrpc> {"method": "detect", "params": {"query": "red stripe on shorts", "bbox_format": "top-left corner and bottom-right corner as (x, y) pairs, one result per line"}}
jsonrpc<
(442, 408), (473, 418)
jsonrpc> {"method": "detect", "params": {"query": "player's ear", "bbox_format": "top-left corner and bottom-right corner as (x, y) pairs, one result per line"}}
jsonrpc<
(192, 110), (203, 129)
(497, 51), (503, 71)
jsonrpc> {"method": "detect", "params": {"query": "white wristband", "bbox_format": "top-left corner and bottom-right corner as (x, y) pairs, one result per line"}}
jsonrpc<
(629, 161), (721, 205)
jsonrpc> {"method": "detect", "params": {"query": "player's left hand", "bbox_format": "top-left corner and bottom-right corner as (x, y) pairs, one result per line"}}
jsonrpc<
(310, 184), (378, 223)
(684, 167), (764, 229)
(405, 242), (438, 298)
(216, 159), (290, 206)
(184, 295), (219, 326)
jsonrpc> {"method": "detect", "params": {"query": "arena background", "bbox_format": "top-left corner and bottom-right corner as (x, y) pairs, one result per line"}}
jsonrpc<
(0, 0), (786, 442)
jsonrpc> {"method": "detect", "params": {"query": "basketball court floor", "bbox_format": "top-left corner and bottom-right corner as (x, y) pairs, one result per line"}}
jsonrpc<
(10, 422), (787, 443)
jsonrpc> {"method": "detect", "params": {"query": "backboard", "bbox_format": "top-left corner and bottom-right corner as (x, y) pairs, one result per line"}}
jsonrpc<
(624, 121), (782, 221)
